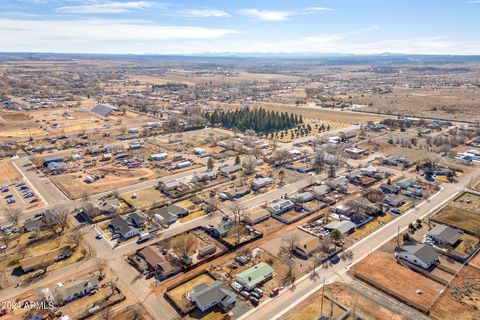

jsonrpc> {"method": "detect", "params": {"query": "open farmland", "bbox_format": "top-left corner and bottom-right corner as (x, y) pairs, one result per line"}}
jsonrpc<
(351, 252), (443, 312)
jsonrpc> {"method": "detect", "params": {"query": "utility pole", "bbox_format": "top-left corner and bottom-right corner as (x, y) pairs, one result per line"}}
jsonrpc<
(396, 226), (400, 247)
(320, 276), (325, 317)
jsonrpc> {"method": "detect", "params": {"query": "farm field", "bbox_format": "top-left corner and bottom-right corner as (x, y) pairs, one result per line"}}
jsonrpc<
(121, 187), (168, 209)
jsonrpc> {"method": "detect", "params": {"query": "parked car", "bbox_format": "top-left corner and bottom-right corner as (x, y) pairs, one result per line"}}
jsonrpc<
(6, 198), (15, 204)
(270, 287), (280, 297)
(240, 291), (250, 299)
(253, 287), (264, 296)
(249, 296), (259, 306)
(228, 262), (239, 269)
(96, 232), (103, 239)
(231, 281), (243, 292)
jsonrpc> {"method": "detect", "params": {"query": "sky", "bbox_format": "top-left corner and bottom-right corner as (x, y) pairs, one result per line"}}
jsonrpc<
(0, 0), (479, 55)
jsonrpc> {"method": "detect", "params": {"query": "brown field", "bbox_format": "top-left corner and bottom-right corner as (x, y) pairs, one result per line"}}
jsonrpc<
(51, 167), (157, 199)
(0, 161), (22, 185)
(352, 252), (443, 311)
(251, 103), (385, 124)
(353, 87), (480, 122)
(433, 205), (480, 234)
(430, 266), (480, 320)
(281, 282), (405, 320)
(469, 251), (480, 269)
(0, 113), (30, 121)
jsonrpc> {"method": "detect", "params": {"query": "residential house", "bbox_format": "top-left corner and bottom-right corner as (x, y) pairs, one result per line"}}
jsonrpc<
(311, 185), (330, 198)
(252, 177), (273, 190)
(20, 246), (72, 273)
(382, 156), (402, 166)
(219, 164), (242, 176)
(235, 262), (274, 290)
(395, 243), (439, 269)
(95, 197), (120, 215)
(324, 220), (356, 235)
(153, 204), (189, 225)
(188, 281), (236, 312)
(294, 238), (320, 259)
(43, 156), (64, 167)
(209, 220), (235, 238)
(198, 244), (217, 258)
(150, 153), (168, 161)
(267, 199), (294, 215)
(244, 210), (270, 225)
(23, 209), (59, 232)
(345, 147), (366, 159)
(48, 275), (100, 306)
(380, 184), (399, 194)
(109, 211), (147, 240)
(192, 171), (217, 182)
(293, 192), (315, 203)
(384, 196), (405, 208)
(395, 178), (416, 190)
(426, 225), (461, 247)
(137, 246), (179, 279)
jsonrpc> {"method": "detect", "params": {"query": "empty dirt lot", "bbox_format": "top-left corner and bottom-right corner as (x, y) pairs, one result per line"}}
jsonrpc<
(351, 251), (443, 312)
(430, 265), (480, 320)
(0, 161), (22, 185)
(51, 167), (157, 199)
(281, 282), (405, 320)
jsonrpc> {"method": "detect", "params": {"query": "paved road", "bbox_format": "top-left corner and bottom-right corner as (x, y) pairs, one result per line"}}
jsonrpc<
(239, 167), (476, 320)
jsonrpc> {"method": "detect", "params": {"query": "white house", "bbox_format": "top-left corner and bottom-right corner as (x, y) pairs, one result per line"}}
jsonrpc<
(267, 199), (294, 214)
(150, 152), (168, 161)
(395, 243), (439, 269)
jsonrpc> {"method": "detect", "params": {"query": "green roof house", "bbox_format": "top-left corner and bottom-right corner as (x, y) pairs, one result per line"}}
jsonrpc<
(234, 262), (273, 290)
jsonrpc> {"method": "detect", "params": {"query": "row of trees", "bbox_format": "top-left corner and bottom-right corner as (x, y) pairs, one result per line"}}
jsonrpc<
(204, 107), (302, 134)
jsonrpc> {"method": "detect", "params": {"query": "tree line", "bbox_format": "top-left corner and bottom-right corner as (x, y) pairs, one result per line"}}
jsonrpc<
(203, 107), (303, 134)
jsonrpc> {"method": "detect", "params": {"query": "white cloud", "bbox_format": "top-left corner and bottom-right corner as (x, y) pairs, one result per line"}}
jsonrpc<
(239, 7), (333, 21)
(56, 1), (154, 14)
(0, 18), (239, 53)
(467, 0), (480, 3)
(239, 9), (293, 21)
(181, 9), (230, 18)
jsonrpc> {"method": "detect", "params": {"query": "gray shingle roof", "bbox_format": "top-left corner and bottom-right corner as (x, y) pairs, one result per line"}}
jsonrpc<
(404, 243), (439, 265)
(427, 225), (461, 245)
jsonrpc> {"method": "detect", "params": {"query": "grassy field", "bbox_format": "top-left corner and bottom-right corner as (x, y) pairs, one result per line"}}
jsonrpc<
(180, 210), (206, 223)
(0, 161), (22, 185)
(121, 187), (168, 209)
(351, 213), (396, 240)
(433, 205), (480, 233)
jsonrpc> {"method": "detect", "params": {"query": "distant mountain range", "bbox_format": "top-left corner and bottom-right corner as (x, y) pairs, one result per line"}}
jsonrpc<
(1, 52), (480, 64)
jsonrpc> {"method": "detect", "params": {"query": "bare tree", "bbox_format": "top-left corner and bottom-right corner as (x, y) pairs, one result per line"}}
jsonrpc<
(69, 231), (82, 248)
(228, 225), (246, 246)
(5, 207), (21, 225)
(273, 149), (291, 165)
(242, 156), (257, 174)
(170, 234), (197, 259)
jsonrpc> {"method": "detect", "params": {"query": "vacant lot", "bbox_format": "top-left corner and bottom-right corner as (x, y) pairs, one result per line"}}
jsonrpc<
(0, 161), (22, 185)
(51, 167), (156, 199)
(121, 187), (168, 209)
(352, 252), (443, 311)
(430, 266), (480, 320)
(281, 282), (404, 320)
(433, 205), (480, 234)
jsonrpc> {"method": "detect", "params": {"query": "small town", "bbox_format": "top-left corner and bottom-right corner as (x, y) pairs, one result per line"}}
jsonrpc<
(1, 1), (480, 320)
